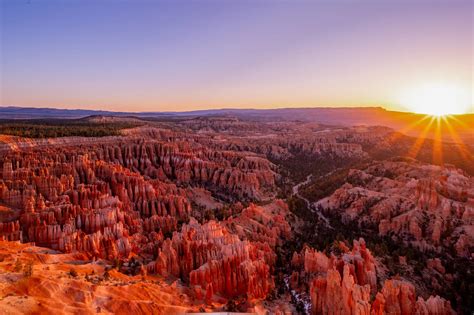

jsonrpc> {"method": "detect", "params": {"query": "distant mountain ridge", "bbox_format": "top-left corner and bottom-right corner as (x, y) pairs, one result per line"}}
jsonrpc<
(0, 105), (391, 120)
(1, 105), (472, 120)
(1, 106), (472, 144)
(0, 106), (131, 119)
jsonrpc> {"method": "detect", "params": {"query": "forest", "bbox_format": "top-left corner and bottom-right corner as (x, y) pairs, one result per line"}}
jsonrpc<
(0, 119), (141, 138)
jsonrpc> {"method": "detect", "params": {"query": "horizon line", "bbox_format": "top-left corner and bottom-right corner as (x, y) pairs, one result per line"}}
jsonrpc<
(1, 104), (473, 116)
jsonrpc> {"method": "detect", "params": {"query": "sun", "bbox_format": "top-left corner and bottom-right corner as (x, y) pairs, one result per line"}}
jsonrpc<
(399, 83), (472, 116)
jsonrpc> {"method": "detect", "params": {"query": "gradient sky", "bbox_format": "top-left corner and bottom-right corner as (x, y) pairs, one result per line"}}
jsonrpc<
(1, 0), (472, 112)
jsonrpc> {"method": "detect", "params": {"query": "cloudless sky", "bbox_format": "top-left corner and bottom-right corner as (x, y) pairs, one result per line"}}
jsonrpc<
(1, 0), (472, 112)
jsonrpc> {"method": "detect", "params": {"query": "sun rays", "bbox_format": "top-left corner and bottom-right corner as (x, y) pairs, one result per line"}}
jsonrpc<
(441, 116), (472, 162)
(406, 115), (436, 159)
(402, 114), (473, 166)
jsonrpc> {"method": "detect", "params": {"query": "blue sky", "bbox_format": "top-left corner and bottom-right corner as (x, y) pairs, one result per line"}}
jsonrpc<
(1, 0), (472, 112)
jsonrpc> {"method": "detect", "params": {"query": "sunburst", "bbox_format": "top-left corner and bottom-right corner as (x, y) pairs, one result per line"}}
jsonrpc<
(403, 114), (472, 166)
(399, 83), (471, 117)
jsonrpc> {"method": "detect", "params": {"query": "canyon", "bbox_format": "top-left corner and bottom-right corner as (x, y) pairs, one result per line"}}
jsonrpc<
(0, 115), (472, 314)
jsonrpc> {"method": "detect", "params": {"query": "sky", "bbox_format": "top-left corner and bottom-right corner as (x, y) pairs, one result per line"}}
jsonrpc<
(1, 0), (472, 113)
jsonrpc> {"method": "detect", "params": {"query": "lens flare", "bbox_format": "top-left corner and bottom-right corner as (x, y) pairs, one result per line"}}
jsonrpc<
(399, 83), (471, 116)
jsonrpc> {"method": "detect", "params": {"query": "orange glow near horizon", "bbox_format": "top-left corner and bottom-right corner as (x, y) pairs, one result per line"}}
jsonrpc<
(399, 82), (472, 116)
(442, 116), (472, 162)
(407, 116), (436, 159)
(404, 114), (473, 166)
(432, 117), (443, 165)
(2, 1), (473, 114)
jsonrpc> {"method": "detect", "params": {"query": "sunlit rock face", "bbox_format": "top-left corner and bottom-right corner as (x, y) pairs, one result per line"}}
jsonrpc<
(0, 133), (277, 253)
(149, 218), (275, 300)
(0, 134), (278, 201)
(371, 279), (455, 315)
(0, 220), (21, 241)
(0, 240), (200, 314)
(316, 160), (474, 258)
(0, 127), (289, 309)
(290, 239), (455, 315)
(147, 201), (292, 301)
(0, 120), (470, 313)
(0, 152), (193, 259)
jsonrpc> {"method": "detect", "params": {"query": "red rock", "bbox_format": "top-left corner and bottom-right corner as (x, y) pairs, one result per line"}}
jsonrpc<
(0, 220), (21, 241)
(316, 161), (474, 258)
(291, 239), (455, 315)
(149, 218), (276, 300)
(372, 280), (455, 315)
(310, 265), (371, 315)
(426, 258), (445, 274)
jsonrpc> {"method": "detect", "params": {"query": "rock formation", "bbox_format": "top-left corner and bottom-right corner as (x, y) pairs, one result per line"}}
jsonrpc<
(316, 161), (474, 258)
(0, 121), (470, 313)
(290, 239), (455, 315)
